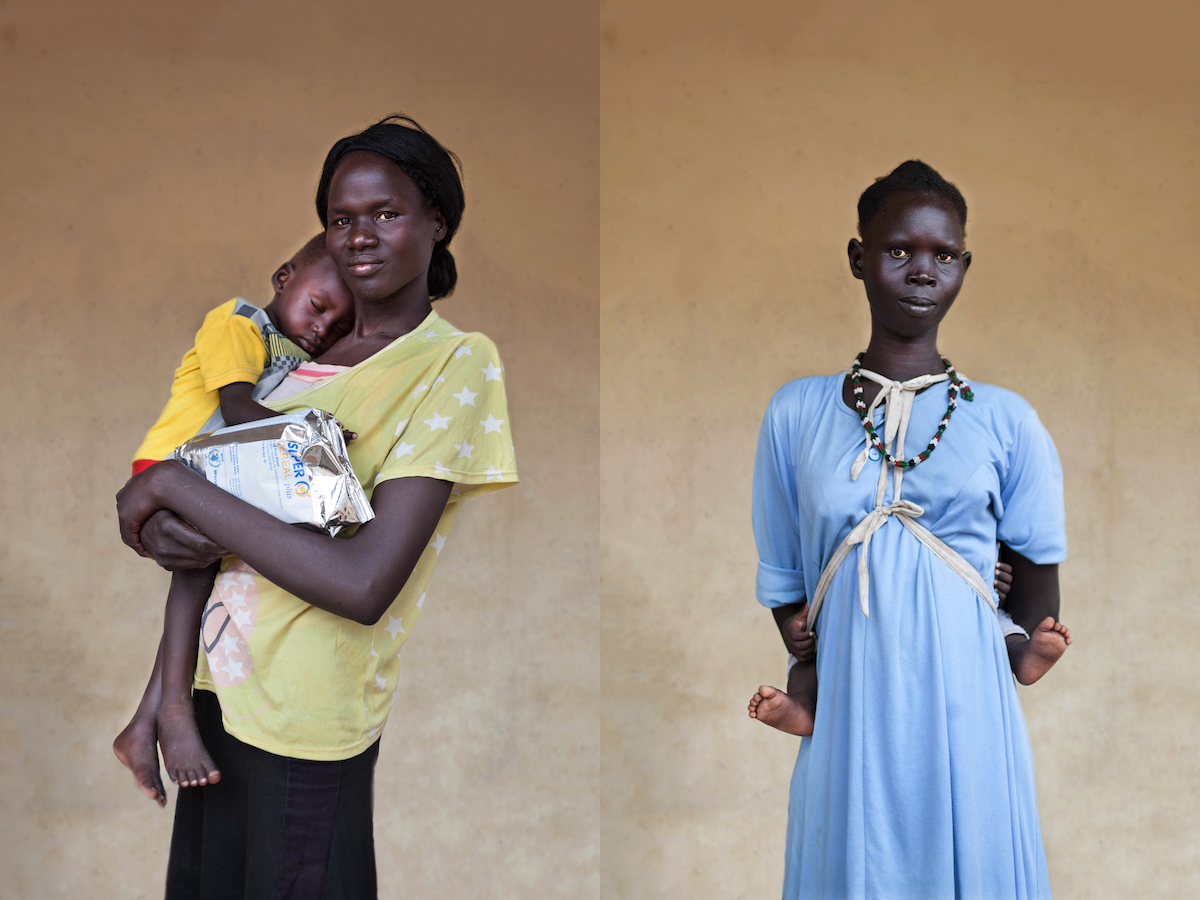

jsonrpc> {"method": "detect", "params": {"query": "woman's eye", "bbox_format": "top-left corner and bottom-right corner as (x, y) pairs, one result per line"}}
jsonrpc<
(936, 252), (954, 263)
(332, 217), (350, 227)
(888, 248), (908, 259)
(377, 211), (397, 221)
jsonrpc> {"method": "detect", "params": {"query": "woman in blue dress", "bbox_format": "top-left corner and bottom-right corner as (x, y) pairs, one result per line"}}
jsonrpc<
(747, 161), (1072, 899)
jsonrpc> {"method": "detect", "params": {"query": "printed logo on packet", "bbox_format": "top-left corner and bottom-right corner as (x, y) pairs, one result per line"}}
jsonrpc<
(200, 560), (260, 687)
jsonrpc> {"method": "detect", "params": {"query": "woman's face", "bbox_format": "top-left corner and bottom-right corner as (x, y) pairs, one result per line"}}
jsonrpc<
(325, 151), (446, 304)
(847, 194), (971, 340)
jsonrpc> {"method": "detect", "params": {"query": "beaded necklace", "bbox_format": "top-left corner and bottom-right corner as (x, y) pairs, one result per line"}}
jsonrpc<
(851, 352), (974, 469)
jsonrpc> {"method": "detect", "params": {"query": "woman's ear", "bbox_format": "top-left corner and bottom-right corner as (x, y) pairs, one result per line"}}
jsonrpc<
(962, 250), (972, 273)
(432, 209), (447, 242)
(271, 262), (295, 294)
(847, 239), (865, 280)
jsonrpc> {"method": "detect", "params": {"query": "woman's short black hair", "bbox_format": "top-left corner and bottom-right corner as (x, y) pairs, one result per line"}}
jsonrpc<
(315, 115), (465, 300)
(857, 160), (967, 238)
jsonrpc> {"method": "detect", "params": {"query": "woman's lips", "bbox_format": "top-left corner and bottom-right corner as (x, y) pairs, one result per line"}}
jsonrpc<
(347, 258), (383, 277)
(898, 296), (937, 315)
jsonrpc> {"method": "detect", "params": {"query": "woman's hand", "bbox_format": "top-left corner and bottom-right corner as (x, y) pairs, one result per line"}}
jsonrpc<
(139, 510), (228, 570)
(116, 461), (224, 567)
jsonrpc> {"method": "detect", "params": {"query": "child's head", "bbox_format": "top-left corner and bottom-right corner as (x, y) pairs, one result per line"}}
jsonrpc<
(266, 234), (355, 357)
(848, 161), (972, 338)
(314, 115), (465, 302)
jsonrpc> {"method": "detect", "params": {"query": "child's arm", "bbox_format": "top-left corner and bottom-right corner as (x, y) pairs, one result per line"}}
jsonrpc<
(218, 382), (281, 427)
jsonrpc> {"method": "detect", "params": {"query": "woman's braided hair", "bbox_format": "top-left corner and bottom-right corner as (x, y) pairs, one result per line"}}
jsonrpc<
(857, 160), (967, 238)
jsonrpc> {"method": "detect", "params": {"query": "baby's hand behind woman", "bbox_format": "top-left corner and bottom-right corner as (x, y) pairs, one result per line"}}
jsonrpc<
(784, 606), (816, 663)
(994, 561), (1013, 603)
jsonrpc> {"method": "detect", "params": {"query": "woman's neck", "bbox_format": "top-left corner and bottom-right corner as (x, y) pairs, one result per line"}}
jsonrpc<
(858, 326), (943, 382)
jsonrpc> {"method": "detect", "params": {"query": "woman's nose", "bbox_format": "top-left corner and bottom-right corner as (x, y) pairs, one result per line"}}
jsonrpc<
(348, 223), (376, 247)
(907, 268), (936, 287)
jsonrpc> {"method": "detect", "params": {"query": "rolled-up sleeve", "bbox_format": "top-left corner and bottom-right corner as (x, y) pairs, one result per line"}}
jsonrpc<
(753, 392), (807, 608)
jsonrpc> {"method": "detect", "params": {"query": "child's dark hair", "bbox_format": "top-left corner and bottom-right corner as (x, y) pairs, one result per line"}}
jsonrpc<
(315, 115), (465, 300)
(857, 160), (967, 238)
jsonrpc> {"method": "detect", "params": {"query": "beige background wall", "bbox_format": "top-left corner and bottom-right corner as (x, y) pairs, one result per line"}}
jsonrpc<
(601, 1), (1200, 897)
(0, 1), (597, 897)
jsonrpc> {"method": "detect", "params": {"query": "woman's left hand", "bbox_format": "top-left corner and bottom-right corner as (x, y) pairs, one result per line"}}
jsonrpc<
(115, 461), (191, 557)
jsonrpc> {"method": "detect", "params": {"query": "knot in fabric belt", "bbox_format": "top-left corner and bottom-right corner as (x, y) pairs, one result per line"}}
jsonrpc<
(842, 499), (925, 617)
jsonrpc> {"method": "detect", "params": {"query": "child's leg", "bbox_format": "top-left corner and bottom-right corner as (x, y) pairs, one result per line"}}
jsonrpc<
(748, 656), (817, 737)
(113, 638), (168, 806)
(158, 564), (222, 787)
(1007, 617), (1072, 685)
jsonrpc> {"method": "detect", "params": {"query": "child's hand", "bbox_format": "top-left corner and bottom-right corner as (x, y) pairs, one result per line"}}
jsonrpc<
(342, 429), (357, 443)
(783, 605), (816, 663)
(994, 561), (1013, 603)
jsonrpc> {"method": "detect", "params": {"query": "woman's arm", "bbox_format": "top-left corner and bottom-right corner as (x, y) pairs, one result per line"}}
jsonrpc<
(998, 544), (1060, 633)
(117, 461), (452, 625)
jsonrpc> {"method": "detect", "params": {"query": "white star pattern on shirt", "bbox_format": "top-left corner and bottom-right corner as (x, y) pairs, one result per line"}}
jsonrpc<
(455, 439), (474, 460)
(221, 659), (244, 679)
(416, 592), (426, 609)
(393, 441), (415, 458)
(375, 673), (387, 691)
(384, 615), (406, 639)
(370, 642), (378, 658)
(412, 383), (429, 399)
(434, 375), (445, 386)
(452, 386), (478, 406)
(218, 634), (240, 656)
(232, 608), (253, 628)
(423, 412), (451, 431)
(225, 590), (247, 610)
(481, 362), (503, 382)
(453, 344), (473, 359)
(429, 532), (446, 554)
(368, 727), (379, 739)
(394, 417), (410, 437)
(486, 466), (502, 481)
(434, 460), (450, 476)
(480, 414), (505, 434)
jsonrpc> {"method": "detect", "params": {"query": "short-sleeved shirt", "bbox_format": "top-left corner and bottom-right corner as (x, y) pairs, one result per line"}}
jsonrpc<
(193, 310), (518, 761)
(132, 298), (308, 471)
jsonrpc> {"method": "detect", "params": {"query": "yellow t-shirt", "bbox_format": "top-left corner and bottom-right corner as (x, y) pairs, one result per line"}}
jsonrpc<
(132, 299), (274, 466)
(193, 310), (518, 760)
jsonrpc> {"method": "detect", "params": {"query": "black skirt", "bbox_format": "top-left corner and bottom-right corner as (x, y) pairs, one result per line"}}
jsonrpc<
(166, 689), (380, 900)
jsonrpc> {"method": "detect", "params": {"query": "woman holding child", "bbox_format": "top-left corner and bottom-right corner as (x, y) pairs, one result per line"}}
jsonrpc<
(747, 162), (1070, 899)
(115, 117), (517, 897)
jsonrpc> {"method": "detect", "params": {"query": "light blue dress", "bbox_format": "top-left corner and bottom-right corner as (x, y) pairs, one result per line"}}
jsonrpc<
(754, 373), (1066, 900)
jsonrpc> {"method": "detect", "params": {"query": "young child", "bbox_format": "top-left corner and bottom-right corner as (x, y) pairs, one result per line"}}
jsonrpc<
(749, 550), (1073, 736)
(114, 235), (354, 802)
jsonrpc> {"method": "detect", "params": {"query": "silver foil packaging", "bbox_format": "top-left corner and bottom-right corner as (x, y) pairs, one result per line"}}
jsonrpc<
(175, 408), (374, 536)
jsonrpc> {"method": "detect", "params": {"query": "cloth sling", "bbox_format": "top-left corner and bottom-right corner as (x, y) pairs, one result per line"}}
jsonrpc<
(805, 368), (997, 633)
(194, 298), (309, 436)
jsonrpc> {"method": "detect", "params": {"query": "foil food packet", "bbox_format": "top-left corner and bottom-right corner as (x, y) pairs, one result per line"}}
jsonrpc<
(175, 408), (374, 537)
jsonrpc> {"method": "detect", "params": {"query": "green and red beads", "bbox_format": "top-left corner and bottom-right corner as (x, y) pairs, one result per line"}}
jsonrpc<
(851, 352), (973, 469)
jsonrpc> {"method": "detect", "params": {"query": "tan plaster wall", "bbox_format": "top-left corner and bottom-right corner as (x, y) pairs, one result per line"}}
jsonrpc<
(600, 1), (1200, 897)
(0, 1), (597, 896)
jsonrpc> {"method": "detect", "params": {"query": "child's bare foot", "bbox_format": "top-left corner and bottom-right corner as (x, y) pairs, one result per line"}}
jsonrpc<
(748, 685), (814, 736)
(157, 700), (221, 788)
(1010, 616), (1072, 685)
(113, 714), (167, 807)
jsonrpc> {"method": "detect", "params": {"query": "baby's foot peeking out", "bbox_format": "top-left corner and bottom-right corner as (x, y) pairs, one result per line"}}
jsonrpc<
(1009, 617), (1072, 685)
(157, 700), (221, 788)
(748, 685), (814, 736)
(113, 714), (167, 807)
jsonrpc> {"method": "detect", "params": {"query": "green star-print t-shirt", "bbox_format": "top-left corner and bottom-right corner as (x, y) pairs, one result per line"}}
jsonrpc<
(194, 311), (518, 760)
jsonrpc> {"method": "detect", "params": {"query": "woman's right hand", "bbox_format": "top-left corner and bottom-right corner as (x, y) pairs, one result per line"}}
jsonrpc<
(139, 510), (228, 569)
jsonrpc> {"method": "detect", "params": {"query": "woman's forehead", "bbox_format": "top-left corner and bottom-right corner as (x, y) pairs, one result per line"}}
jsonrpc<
(867, 194), (965, 244)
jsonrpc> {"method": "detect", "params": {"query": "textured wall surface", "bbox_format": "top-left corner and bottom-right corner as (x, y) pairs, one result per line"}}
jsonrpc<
(600, 1), (1200, 897)
(0, 1), (597, 896)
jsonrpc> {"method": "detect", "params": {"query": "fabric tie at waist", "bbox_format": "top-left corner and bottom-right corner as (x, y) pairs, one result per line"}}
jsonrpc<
(806, 367), (996, 630)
